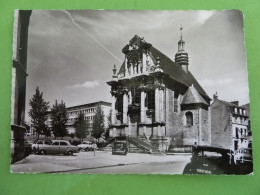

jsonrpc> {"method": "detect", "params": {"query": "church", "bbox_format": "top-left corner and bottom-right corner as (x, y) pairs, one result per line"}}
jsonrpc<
(107, 30), (211, 150)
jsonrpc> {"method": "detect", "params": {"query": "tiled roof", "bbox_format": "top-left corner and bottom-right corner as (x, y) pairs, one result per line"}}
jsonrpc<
(218, 100), (239, 108)
(181, 85), (208, 105)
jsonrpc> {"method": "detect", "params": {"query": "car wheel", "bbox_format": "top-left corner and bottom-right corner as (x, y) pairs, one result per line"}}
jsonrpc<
(183, 163), (192, 174)
(39, 150), (46, 155)
(32, 148), (36, 154)
(85, 148), (89, 151)
(79, 148), (84, 152)
(67, 151), (73, 156)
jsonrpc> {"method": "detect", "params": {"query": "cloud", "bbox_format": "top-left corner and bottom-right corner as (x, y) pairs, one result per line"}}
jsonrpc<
(62, 10), (122, 63)
(67, 80), (100, 89)
(199, 78), (233, 87)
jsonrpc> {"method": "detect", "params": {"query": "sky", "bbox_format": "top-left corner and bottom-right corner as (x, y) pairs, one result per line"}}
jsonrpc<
(24, 10), (249, 121)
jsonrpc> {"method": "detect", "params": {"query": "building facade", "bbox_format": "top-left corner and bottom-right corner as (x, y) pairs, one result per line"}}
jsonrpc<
(107, 34), (211, 148)
(11, 10), (32, 163)
(210, 93), (250, 151)
(46, 101), (111, 135)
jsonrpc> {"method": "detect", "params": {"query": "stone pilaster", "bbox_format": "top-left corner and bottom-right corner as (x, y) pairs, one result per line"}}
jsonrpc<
(142, 53), (146, 73)
(159, 88), (164, 122)
(125, 56), (128, 77)
(128, 90), (132, 105)
(140, 90), (145, 123)
(123, 90), (128, 124)
(130, 63), (133, 76)
(111, 95), (116, 125)
(155, 88), (160, 122)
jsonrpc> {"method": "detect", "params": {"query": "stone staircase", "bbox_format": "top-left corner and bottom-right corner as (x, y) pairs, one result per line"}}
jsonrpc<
(128, 137), (161, 154)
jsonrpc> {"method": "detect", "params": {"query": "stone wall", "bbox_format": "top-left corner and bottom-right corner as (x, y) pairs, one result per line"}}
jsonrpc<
(211, 101), (231, 149)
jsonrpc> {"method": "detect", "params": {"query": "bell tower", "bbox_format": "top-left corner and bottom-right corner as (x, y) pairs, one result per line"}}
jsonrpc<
(175, 26), (189, 73)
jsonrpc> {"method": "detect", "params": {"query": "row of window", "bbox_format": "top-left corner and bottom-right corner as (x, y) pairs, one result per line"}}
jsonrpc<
(232, 117), (248, 125)
(68, 116), (94, 121)
(233, 107), (246, 115)
(235, 128), (248, 138)
(67, 108), (96, 116)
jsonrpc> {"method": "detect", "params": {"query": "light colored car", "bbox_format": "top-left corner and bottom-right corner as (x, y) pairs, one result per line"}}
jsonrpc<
(77, 141), (95, 151)
(31, 140), (52, 154)
(34, 140), (79, 155)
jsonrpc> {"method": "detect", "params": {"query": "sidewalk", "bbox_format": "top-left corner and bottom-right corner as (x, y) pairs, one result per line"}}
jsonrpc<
(11, 151), (191, 173)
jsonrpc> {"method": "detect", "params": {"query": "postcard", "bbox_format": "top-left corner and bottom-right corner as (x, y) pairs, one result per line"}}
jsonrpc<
(10, 10), (253, 174)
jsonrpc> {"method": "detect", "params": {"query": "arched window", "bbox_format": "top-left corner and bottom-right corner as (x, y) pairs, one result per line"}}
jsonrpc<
(185, 112), (193, 126)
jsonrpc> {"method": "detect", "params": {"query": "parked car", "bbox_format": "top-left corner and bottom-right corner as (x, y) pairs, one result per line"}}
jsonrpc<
(183, 146), (253, 175)
(31, 140), (52, 154)
(234, 148), (253, 164)
(24, 140), (33, 157)
(112, 141), (128, 155)
(77, 141), (95, 151)
(33, 140), (79, 155)
(183, 146), (235, 175)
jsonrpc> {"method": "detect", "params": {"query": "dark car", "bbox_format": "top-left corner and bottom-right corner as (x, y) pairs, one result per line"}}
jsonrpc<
(24, 140), (33, 157)
(183, 146), (253, 175)
(112, 141), (128, 155)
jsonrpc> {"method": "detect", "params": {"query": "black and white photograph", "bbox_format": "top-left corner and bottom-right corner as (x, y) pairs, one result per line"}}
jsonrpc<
(10, 9), (253, 174)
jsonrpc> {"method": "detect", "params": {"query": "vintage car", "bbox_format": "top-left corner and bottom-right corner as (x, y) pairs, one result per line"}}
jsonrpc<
(183, 146), (235, 175)
(183, 146), (253, 175)
(24, 140), (33, 156)
(112, 141), (128, 155)
(77, 141), (95, 151)
(31, 140), (52, 154)
(33, 140), (79, 155)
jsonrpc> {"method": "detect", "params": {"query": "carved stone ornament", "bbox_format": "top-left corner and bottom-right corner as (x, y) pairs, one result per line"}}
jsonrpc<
(116, 112), (122, 120)
(128, 103), (140, 115)
(146, 109), (154, 117)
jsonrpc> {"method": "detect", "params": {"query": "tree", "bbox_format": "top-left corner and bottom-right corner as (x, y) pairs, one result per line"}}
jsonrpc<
(28, 87), (49, 139)
(74, 112), (88, 142)
(92, 105), (105, 142)
(51, 100), (68, 139)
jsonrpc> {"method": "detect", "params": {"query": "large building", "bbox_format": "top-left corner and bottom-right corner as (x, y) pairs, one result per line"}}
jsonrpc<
(107, 33), (211, 149)
(210, 93), (251, 151)
(11, 10), (32, 163)
(46, 101), (111, 135)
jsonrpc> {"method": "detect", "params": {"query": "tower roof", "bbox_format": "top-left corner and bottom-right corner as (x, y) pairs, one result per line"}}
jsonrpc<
(181, 85), (208, 105)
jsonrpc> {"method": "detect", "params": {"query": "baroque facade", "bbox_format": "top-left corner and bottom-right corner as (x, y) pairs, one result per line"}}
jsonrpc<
(107, 34), (211, 148)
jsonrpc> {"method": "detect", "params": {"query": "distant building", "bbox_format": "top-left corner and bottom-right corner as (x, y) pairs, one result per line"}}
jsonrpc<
(11, 10), (32, 163)
(107, 32), (211, 150)
(46, 101), (111, 135)
(210, 93), (250, 151)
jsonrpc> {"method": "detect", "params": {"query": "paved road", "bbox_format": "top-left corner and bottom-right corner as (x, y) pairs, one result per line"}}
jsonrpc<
(68, 160), (188, 174)
(11, 151), (191, 174)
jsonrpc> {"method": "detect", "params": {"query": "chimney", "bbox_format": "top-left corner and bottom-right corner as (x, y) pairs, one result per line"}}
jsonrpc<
(213, 92), (218, 102)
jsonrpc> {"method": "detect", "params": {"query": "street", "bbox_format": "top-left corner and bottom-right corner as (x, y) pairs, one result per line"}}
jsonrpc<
(11, 151), (191, 174)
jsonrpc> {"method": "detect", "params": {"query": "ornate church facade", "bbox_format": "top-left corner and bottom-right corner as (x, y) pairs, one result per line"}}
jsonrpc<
(107, 32), (211, 148)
